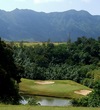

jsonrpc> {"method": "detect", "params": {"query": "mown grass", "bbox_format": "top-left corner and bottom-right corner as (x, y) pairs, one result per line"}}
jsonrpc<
(19, 79), (92, 99)
(0, 79), (98, 110)
(0, 105), (100, 110)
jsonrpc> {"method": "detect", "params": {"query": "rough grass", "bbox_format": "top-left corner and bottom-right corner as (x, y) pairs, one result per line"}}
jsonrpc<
(7, 41), (67, 47)
(0, 105), (100, 110)
(20, 42), (67, 46)
(19, 79), (92, 99)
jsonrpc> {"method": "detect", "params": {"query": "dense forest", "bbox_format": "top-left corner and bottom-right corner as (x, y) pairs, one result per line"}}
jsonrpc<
(0, 36), (100, 106)
(11, 36), (100, 88)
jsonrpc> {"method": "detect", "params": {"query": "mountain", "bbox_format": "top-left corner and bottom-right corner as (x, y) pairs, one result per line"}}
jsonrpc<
(0, 9), (100, 41)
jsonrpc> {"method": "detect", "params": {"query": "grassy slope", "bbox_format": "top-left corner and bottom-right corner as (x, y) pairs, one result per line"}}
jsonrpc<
(19, 78), (91, 99)
(0, 105), (100, 110)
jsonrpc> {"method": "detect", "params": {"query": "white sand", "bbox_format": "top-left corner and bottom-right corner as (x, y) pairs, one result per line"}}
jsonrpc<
(34, 80), (55, 85)
(74, 90), (92, 96)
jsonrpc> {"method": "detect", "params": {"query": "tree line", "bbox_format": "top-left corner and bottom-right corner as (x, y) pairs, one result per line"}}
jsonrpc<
(11, 36), (100, 88)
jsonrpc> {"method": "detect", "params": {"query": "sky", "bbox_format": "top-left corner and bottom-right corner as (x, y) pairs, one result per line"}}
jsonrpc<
(0, 0), (100, 15)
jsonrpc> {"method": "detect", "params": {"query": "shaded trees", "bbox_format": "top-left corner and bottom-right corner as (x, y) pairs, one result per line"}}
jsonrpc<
(12, 37), (100, 86)
(0, 39), (23, 104)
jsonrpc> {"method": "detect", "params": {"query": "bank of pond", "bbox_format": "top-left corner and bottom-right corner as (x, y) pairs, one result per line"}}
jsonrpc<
(20, 95), (72, 106)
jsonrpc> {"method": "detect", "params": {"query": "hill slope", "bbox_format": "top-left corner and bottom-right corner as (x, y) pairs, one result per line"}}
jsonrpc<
(0, 9), (100, 41)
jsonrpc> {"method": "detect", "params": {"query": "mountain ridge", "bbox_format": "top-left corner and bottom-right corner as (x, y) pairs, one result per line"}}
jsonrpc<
(0, 9), (100, 41)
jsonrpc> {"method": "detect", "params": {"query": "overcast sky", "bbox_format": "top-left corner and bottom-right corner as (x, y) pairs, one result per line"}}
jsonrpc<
(0, 0), (99, 15)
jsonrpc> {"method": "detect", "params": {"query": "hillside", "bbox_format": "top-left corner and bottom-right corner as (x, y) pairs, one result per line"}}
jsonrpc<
(0, 9), (100, 41)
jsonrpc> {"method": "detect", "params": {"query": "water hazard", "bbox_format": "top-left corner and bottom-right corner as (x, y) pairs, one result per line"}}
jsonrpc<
(20, 95), (72, 106)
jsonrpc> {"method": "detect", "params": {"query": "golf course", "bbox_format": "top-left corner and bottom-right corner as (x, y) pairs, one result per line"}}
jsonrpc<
(0, 78), (100, 110)
(19, 78), (92, 99)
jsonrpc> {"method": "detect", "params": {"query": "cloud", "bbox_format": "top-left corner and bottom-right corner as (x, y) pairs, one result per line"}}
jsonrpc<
(14, 0), (27, 2)
(81, 0), (92, 3)
(33, 0), (63, 4)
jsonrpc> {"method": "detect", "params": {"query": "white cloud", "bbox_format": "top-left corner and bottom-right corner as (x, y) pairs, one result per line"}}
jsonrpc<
(14, 0), (27, 2)
(81, 0), (92, 3)
(33, 0), (63, 4)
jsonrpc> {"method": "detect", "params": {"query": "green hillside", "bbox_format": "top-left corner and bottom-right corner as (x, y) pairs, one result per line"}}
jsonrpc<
(1, 9), (100, 41)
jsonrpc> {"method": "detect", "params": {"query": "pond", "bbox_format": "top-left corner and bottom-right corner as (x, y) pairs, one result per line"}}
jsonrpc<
(37, 96), (71, 106)
(20, 95), (72, 106)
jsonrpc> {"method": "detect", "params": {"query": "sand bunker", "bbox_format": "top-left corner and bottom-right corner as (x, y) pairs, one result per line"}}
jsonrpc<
(34, 80), (55, 85)
(74, 90), (92, 96)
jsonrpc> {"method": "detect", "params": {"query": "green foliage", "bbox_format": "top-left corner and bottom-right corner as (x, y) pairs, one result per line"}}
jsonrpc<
(72, 80), (100, 107)
(28, 97), (40, 105)
(82, 78), (94, 88)
(9, 36), (100, 107)
(11, 37), (100, 88)
(0, 39), (22, 104)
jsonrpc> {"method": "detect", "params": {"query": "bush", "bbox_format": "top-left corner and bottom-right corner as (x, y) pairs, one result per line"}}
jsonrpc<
(28, 97), (40, 105)
(72, 80), (100, 107)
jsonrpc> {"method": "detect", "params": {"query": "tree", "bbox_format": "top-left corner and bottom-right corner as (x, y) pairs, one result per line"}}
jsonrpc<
(0, 39), (23, 104)
(88, 80), (100, 107)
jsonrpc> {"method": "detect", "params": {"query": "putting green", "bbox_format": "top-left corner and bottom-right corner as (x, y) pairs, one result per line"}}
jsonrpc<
(19, 78), (92, 99)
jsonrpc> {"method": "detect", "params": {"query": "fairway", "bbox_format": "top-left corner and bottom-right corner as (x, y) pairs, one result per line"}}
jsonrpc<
(19, 79), (92, 99)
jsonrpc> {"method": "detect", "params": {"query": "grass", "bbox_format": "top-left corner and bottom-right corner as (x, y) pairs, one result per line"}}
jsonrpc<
(6, 41), (67, 47)
(20, 42), (67, 46)
(18, 42), (43, 47)
(19, 78), (92, 99)
(0, 79), (99, 110)
(0, 105), (100, 110)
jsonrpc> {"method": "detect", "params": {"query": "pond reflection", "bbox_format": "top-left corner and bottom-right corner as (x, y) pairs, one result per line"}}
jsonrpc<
(22, 95), (72, 106)
(37, 96), (71, 106)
